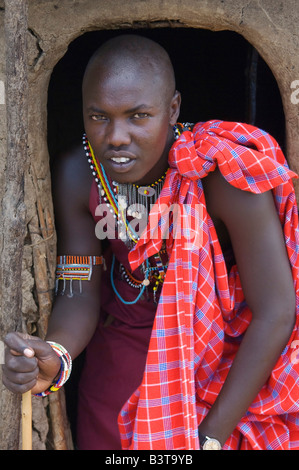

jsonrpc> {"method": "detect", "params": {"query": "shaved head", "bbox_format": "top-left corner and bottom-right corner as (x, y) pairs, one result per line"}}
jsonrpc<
(83, 34), (176, 105)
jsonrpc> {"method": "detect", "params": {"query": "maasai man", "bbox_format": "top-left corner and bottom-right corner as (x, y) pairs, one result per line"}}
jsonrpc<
(3, 35), (299, 450)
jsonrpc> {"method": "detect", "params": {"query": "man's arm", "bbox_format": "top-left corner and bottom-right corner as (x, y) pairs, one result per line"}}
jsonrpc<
(3, 145), (102, 395)
(46, 144), (102, 359)
(200, 168), (296, 446)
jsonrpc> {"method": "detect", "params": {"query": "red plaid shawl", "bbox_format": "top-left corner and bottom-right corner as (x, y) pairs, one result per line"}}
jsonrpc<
(118, 120), (299, 450)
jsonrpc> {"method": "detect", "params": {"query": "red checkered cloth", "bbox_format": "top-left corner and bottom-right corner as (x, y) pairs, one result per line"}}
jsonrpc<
(118, 120), (299, 450)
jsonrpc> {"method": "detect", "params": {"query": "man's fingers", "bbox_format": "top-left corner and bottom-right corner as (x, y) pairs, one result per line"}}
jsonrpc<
(2, 372), (37, 395)
(2, 362), (38, 384)
(9, 348), (34, 358)
(4, 332), (53, 361)
(4, 332), (35, 357)
(4, 349), (38, 373)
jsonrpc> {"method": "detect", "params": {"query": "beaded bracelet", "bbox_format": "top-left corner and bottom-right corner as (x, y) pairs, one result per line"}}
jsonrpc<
(34, 341), (72, 397)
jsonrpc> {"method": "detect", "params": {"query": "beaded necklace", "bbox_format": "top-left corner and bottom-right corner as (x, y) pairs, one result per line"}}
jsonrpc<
(83, 134), (167, 244)
(82, 123), (193, 304)
(83, 134), (167, 303)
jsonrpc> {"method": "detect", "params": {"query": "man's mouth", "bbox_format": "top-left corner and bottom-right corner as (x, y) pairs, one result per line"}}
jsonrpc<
(110, 156), (131, 164)
(105, 152), (137, 174)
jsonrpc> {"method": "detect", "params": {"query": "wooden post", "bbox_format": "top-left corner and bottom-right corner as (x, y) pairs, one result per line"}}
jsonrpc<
(0, 0), (29, 450)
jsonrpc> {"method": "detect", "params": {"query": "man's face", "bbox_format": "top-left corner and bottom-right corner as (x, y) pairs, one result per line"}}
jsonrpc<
(82, 64), (180, 185)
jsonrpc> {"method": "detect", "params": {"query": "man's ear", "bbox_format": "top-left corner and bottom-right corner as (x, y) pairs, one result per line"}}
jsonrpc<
(169, 90), (181, 126)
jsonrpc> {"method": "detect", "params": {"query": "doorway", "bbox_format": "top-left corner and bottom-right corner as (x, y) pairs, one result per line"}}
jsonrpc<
(46, 26), (285, 445)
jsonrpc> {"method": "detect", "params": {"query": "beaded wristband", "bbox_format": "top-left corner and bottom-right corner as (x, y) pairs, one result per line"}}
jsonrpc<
(34, 341), (72, 397)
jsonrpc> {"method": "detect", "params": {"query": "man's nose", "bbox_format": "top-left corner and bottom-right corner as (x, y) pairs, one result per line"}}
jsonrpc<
(107, 120), (131, 147)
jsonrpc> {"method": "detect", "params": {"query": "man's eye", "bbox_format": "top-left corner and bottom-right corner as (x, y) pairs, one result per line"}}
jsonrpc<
(132, 113), (149, 119)
(91, 114), (107, 121)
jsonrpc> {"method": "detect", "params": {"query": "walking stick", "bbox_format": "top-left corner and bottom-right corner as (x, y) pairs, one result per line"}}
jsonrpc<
(22, 390), (32, 450)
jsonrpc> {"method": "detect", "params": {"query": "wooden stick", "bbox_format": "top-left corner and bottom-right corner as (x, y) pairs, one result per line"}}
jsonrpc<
(22, 391), (32, 450)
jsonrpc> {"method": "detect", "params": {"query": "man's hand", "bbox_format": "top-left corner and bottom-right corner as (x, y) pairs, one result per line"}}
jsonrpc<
(2, 332), (61, 395)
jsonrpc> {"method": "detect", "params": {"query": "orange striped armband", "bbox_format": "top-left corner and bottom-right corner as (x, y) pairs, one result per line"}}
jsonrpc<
(55, 255), (106, 297)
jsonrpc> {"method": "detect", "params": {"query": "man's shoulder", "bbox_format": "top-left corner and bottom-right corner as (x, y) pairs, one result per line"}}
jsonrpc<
(52, 141), (93, 207)
(202, 166), (258, 221)
(52, 140), (86, 170)
(52, 140), (92, 183)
